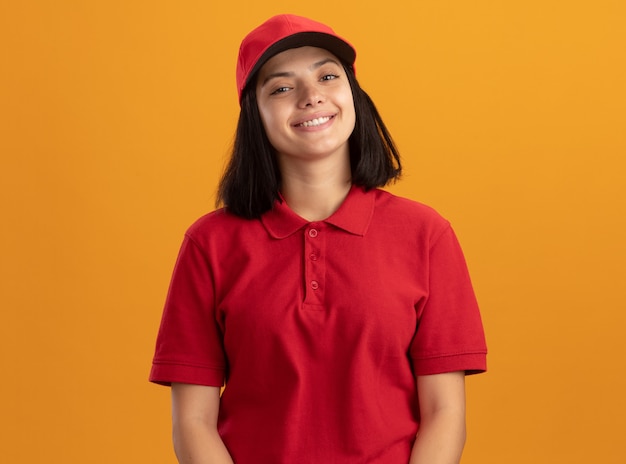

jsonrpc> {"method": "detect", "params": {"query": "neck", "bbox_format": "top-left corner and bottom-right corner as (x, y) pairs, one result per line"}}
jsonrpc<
(278, 156), (352, 222)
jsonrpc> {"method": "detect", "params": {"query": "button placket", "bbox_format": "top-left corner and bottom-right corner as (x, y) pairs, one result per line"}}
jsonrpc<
(303, 224), (325, 308)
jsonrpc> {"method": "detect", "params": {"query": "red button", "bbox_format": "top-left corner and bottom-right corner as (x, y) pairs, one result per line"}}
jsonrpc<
(309, 253), (318, 261)
(308, 229), (318, 238)
(311, 280), (319, 290)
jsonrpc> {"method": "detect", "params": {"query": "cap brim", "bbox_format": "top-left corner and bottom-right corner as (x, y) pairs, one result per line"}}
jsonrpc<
(245, 32), (356, 91)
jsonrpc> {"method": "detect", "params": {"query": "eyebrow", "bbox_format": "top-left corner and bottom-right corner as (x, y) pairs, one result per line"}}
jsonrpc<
(260, 58), (341, 87)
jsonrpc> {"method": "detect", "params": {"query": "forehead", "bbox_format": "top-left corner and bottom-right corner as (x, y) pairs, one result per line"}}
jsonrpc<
(257, 46), (341, 76)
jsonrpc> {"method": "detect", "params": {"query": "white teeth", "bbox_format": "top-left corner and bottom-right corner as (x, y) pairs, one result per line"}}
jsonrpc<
(299, 116), (331, 127)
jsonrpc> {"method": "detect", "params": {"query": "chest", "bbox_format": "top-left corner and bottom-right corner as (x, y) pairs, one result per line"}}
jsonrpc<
(209, 223), (429, 361)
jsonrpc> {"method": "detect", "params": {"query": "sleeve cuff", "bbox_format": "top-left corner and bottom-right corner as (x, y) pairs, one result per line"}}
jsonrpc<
(411, 352), (487, 376)
(149, 361), (225, 387)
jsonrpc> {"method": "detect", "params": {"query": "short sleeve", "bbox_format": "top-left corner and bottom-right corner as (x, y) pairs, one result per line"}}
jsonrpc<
(410, 225), (487, 376)
(149, 234), (226, 386)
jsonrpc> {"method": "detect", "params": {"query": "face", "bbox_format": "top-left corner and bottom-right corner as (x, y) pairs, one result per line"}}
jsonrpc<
(255, 46), (356, 166)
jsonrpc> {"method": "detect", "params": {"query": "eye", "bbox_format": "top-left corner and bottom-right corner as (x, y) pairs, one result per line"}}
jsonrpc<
(270, 86), (291, 95)
(321, 74), (339, 81)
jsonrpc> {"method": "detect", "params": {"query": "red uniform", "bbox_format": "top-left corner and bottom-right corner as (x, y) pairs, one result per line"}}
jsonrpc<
(150, 186), (487, 463)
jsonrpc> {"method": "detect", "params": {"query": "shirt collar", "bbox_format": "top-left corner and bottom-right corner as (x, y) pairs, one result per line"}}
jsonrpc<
(260, 185), (375, 239)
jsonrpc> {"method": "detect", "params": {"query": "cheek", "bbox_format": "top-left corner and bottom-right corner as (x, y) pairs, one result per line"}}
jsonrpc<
(257, 103), (270, 129)
(342, 93), (357, 131)
(257, 105), (276, 140)
(257, 106), (284, 152)
(258, 103), (285, 134)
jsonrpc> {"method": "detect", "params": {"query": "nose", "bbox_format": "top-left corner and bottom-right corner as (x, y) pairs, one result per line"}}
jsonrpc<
(298, 82), (324, 108)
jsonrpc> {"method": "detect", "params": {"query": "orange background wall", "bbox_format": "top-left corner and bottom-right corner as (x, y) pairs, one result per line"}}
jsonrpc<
(1, 1), (624, 463)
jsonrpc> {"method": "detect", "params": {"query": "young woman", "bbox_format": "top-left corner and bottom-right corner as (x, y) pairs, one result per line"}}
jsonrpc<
(150, 14), (487, 464)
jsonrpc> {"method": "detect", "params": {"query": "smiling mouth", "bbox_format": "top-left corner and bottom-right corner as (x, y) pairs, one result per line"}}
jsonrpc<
(296, 116), (333, 127)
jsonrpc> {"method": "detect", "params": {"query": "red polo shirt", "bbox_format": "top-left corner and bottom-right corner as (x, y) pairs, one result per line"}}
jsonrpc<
(150, 186), (487, 463)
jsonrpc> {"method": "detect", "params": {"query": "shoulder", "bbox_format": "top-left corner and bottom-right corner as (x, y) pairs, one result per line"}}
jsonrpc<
(370, 189), (450, 237)
(184, 207), (262, 245)
(187, 207), (242, 231)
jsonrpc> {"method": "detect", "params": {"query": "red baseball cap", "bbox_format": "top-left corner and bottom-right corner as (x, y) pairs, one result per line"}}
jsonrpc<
(236, 14), (356, 102)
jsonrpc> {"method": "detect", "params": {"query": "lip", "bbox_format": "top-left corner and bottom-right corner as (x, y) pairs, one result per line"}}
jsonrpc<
(292, 112), (337, 128)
